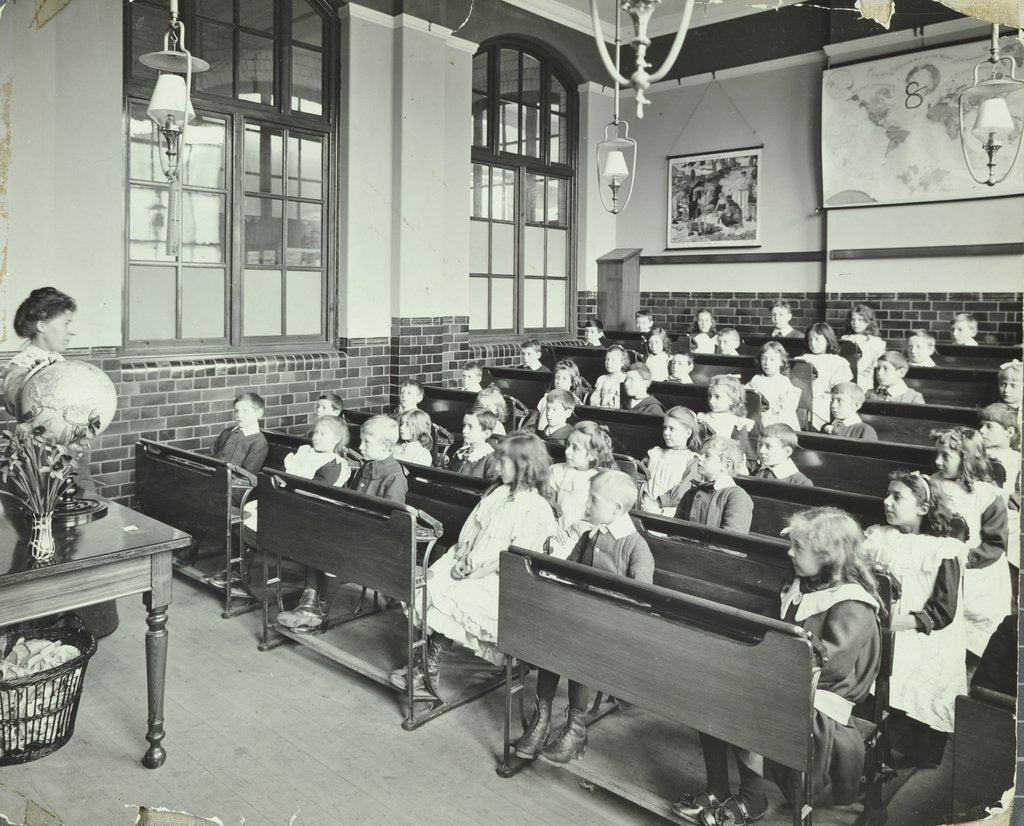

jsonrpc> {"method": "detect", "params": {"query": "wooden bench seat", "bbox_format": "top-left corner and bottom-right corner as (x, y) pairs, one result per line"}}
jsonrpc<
(952, 686), (1015, 818)
(903, 365), (999, 408)
(935, 343), (1021, 368)
(857, 401), (979, 446)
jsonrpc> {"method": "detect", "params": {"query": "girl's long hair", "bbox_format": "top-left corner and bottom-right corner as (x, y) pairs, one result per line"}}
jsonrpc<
(758, 340), (791, 376)
(664, 406), (701, 451)
(846, 304), (879, 336)
(692, 308), (717, 336)
(888, 471), (958, 537)
(931, 427), (994, 492)
(398, 408), (433, 450)
(476, 386), (509, 423)
(648, 327), (673, 356)
(313, 415), (351, 457)
(786, 507), (881, 608)
(490, 433), (556, 510)
(708, 374), (747, 416)
(807, 322), (841, 355)
(549, 359), (587, 401)
(570, 421), (617, 470)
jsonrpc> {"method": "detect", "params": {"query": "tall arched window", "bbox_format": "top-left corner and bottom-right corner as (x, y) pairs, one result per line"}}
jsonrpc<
(470, 42), (577, 336)
(123, 0), (336, 352)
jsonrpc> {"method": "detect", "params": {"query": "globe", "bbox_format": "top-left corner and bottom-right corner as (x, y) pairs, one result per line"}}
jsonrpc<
(16, 361), (117, 442)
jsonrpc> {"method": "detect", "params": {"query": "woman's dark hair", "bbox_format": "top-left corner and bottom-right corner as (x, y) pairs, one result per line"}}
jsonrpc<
(807, 322), (841, 354)
(14, 288), (77, 339)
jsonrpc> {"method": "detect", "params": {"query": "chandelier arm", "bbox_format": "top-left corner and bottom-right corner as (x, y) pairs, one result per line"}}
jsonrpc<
(589, 0), (629, 87)
(647, 0), (698, 83)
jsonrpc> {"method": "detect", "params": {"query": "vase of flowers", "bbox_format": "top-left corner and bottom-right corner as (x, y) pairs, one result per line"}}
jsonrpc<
(0, 425), (85, 561)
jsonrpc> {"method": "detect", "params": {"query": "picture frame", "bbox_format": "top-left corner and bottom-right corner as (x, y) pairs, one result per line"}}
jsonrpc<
(666, 147), (761, 249)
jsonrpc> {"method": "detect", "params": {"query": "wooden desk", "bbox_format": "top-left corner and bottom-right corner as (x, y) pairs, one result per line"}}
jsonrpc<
(0, 499), (190, 768)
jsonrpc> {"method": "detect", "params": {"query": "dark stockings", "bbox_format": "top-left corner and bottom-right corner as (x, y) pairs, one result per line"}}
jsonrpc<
(536, 668), (590, 711)
(699, 732), (768, 810)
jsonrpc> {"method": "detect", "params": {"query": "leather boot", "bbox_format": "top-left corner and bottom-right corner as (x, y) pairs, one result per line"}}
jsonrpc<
(389, 634), (451, 699)
(276, 587), (325, 631)
(540, 707), (588, 764)
(513, 696), (552, 759)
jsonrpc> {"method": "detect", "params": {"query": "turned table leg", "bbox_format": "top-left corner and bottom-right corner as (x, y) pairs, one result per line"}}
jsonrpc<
(142, 600), (169, 768)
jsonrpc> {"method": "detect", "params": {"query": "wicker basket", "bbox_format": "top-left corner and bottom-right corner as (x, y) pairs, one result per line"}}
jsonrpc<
(0, 613), (97, 765)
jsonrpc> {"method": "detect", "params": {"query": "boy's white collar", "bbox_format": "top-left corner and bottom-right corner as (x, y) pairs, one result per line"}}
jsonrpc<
(767, 458), (800, 478)
(237, 422), (260, 437)
(593, 511), (637, 540)
(884, 379), (910, 396)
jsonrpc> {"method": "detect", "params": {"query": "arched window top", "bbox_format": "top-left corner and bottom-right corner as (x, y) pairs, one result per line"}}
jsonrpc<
(472, 42), (575, 168)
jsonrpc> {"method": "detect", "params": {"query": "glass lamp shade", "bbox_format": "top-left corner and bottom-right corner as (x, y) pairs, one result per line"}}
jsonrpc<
(959, 69), (1024, 186)
(602, 150), (630, 181)
(146, 74), (197, 128)
(596, 121), (637, 214)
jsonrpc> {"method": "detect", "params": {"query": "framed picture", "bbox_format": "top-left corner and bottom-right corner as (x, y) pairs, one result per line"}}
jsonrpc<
(821, 38), (1024, 207)
(666, 148), (761, 249)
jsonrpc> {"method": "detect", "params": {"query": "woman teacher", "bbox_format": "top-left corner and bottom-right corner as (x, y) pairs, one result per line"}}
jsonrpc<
(3, 287), (77, 416)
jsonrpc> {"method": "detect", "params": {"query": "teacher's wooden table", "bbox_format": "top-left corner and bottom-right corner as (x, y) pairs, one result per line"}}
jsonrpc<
(0, 498), (190, 768)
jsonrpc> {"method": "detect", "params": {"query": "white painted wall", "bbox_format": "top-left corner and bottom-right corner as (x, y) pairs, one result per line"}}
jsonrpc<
(1, 0), (124, 349)
(576, 83), (620, 293)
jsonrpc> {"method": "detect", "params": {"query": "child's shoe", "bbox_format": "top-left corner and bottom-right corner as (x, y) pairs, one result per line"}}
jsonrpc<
(276, 588), (325, 632)
(671, 789), (723, 824)
(539, 707), (587, 764)
(388, 635), (450, 699)
(513, 697), (552, 759)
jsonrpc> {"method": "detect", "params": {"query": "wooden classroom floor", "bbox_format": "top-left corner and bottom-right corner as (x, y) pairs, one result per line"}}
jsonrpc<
(0, 579), (981, 826)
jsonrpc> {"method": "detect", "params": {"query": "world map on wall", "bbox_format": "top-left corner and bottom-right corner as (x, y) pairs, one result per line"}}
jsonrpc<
(822, 38), (1024, 207)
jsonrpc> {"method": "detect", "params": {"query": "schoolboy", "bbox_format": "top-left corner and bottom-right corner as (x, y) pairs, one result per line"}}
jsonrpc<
(674, 437), (753, 533)
(822, 382), (879, 441)
(951, 313), (979, 347)
(584, 318), (611, 348)
(623, 364), (666, 415)
(635, 309), (653, 350)
(866, 351), (925, 404)
(277, 415), (408, 631)
(540, 389), (575, 442)
(517, 470), (654, 764)
(462, 361), (484, 393)
(666, 352), (695, 384)
(315, 392), (344, 418)
(449, 408), (501, 479)
(906, 328), (937, 367)
(520, 339), (550, 373)
(395, 378), (425, 415)
(980, 403), (1021, 506)
(753, 423), (813, 485)
(768, 300), (801, 338)
(716, 327), (741, 356)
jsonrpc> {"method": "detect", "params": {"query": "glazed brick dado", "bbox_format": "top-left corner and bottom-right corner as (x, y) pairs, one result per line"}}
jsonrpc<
(576, 290), (598, 336)
(824, 292), (1023, 345)
(390, 316), (470, 400)
(636, 291), (825, 337)
(469, 338), (584, 371)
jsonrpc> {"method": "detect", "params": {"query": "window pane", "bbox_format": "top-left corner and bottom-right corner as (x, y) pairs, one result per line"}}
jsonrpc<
(491, 222), (514, 275)
(245, 197), (282, 265)
(292, 0), (323, 47)
(196, 21), (234, 97)
(197, 0), (231, 23)
(522, 54), (541, 107)
(551, 76), (566, 113)
(241, 0), (275, 34)
(238, 32), (275, 105)
(182, 267), (226, 339)
(491, 278), (514, 330)
(182, 191), (226, 263)
(492, 168), (515, 221)
(286, 270), (322, 335)
(130, 2), (170, 81)
(523, 106), (540, 158)
(471, 165), (489, 218)
(547, 227), (567, 277)
(469, 220), (488, 273)
(182, 117), (227, 188)
(243, 269), (282, 336)
(499, 101), (519, 154)
(291, 46), (323, 115)
(287, 135), (323, 200)
(524, 278), (544, 329)
(550, 113), (567, 166)
(244, 125), (283, 194)
(129, 107), (163, 183)
(546, 279), (566, 329)
(472, 93), (488, 148)
(472, 52), (488, 94)
(499, 49), (518, 100)
(469, 277), (489, 330)
(524, 225), (544, 276)
(524, 172), (544, 223)
(286, 201), (321, 266)
(547, 177), (567, 225)
(129, 185), (172, 262)
(128, 265), (176, 340)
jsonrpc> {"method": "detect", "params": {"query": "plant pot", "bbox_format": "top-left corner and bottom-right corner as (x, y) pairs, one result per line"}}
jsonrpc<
(29, 511), (56, 561)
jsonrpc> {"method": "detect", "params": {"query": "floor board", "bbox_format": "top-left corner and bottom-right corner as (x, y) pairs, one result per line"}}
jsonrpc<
(0, 579), (994, 825)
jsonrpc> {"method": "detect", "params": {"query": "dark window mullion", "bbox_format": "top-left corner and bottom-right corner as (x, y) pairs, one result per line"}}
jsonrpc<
(229, 114), (244, 344)
(278, 0), (289, 114)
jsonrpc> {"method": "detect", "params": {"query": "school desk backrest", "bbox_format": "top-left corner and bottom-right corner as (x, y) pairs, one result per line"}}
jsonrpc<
(935, 343), (1022, 368)
(257, 469), (418, 599)
(421, 386), (478, 432)
(793, 432), (934, 495)
(572, 405), (664, 458)
(903, 365), (999, 408)
(692, 354), (815, 416)
(545, 346), (610, 385)
(487, 367), (549, 409)
(498, 548), (818, 773)
(603, 329), (686, 347)
(735, 475), (887, 536)
(135, 439), (231, 553)
(649, 381), (765, 432)
(634, 512), (792, 615)
(857, 402), (980, 447)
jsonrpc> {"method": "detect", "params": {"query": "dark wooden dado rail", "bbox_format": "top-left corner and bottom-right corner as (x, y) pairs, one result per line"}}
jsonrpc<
(830, 243), (1024, 260)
